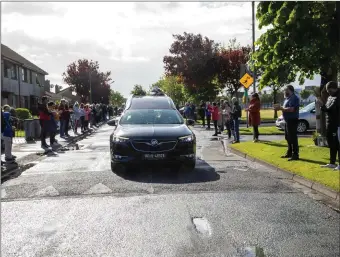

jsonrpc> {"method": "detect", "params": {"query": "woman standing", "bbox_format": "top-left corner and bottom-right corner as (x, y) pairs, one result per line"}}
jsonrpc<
(217, 102), (223, 134)
(211, 102), (219, 136)
(79, 103), (86, 133)
(247, 93), (261, 142)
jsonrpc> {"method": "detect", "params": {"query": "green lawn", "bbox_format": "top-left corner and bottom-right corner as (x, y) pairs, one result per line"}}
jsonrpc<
(241, 109), (279, 121)
(231, 138), (340, 191)
(239, 126), (284, 135)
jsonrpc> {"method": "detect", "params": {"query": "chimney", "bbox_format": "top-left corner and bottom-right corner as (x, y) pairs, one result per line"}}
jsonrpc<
(55, 85), (60, 94)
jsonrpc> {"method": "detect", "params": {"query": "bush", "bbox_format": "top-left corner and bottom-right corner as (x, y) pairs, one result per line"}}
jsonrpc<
(15, 108), (33, 120)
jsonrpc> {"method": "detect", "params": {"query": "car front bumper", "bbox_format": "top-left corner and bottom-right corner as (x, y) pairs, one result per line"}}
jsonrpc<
(110, 141), (196, 165)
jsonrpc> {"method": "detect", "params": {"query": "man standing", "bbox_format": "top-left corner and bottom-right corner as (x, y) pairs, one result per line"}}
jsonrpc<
(319, 81), (340, 170)
(58, 99), (67, 137)
(199, 101), (206, 128)
(275, 85), (300, 161)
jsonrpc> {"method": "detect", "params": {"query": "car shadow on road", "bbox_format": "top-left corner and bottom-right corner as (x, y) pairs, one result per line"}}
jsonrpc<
(116, 159), (220, 184)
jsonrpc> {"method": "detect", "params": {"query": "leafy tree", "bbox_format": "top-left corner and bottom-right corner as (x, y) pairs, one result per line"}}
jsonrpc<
(216, 39), (252, 97)
(152, 76), (185, 105)
(163, 32), (220, 101)
(110, 90), (126, 106)
(131, 84), (146, 96)
(255, 1), (340, 135)
(255, 2), (339, 86)
(300, 89), (313, 100)
(62, 59), (112, 103)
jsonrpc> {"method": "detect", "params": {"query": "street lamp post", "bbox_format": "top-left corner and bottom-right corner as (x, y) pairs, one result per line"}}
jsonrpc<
(89, 70), (92, 103)
(252, 1), (256, 93)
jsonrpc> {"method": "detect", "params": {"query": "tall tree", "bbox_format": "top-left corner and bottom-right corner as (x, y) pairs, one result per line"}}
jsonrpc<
(255, 2), (340, 136)
(131, 84), (146, 96)
(163, 32), (220, 101)
(216, 39), (252, 97)
(152, 76), (185, 105)
(110, 90), (126, 106)
(62, 59), (112, 103)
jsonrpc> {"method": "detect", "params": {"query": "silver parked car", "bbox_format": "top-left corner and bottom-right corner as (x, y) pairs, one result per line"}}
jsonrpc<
(276, 102), (316, 133)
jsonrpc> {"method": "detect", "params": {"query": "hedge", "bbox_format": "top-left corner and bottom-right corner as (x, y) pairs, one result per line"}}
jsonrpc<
(15, 108), (33, 120)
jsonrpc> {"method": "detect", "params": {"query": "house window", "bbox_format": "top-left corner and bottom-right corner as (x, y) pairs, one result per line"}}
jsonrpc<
(3, 60), (13, 78)
(36, 74), (41, 87)
(22, 68), (28, 82)
(10, 64), (17, 80)
(29, 70), (33, 84)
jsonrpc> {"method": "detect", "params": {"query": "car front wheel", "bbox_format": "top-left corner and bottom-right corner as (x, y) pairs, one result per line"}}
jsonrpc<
(297, 120), (308, 133)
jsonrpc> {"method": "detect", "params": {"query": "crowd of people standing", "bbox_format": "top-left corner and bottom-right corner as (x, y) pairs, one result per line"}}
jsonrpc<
(183, 94), (261, 144)
(38, 96), (115, 151)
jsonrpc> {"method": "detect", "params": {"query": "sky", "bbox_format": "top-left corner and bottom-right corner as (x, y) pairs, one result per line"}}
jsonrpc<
(1, 1), (320, 97)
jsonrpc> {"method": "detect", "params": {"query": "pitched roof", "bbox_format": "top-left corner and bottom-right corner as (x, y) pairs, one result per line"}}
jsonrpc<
(1, 44), (48, 75)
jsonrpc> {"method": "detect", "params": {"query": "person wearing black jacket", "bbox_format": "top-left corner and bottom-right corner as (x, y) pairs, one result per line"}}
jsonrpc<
(231, 97), (242, 143)
(199, 101), (206, 127)
(319, 81), (340, 170)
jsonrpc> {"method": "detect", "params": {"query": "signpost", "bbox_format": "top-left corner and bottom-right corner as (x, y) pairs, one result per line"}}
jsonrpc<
(240, 72), (254, 128)
(239, 72), (254, 89)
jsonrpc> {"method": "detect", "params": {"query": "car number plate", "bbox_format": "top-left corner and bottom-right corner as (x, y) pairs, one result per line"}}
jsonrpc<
(144, 153), (165, 160)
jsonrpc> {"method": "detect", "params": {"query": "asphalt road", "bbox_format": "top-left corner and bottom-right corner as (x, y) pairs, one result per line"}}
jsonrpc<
(1, 125), (339, 257)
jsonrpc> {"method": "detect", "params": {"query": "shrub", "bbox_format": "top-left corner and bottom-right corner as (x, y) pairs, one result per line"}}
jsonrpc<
(15, 108), (33, 120)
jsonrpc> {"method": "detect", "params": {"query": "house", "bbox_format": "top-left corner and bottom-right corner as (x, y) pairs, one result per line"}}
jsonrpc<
(55, 86), (81, 104)
(43, 80), (72, 103)
(1, 44), (48, 112)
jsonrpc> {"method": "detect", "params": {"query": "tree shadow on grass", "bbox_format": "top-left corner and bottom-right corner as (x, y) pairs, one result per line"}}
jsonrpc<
(260, 140), (286, 148)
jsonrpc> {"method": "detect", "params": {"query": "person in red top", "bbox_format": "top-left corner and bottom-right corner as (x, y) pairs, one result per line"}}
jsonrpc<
(246, 93), (261, 142)
(38, 96), (51, 149)
(211, 102), (220, 136)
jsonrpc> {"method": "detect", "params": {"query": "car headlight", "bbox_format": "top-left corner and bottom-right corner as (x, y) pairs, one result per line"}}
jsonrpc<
(178, 135), (194, 143)
(112, 136), (129, 143)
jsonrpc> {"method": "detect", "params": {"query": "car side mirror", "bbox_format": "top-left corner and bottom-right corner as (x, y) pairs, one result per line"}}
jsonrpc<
(311, 109), (315, 113)
(107, 120), (116, 126)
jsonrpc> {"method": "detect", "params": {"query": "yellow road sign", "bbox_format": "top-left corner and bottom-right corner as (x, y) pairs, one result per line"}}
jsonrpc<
(239, 73), (254, 89)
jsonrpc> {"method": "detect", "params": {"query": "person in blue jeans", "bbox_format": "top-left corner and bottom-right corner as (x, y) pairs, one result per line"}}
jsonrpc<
(275, 85), (300, 161)
(231, 97), (242, 143)
(2, 105), (17, 163)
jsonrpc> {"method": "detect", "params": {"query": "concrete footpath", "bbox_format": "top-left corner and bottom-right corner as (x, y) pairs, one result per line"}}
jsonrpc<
(1, 120), (112, 179)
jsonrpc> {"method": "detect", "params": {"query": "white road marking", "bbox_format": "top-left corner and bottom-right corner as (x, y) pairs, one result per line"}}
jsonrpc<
(192, 217), (212, 237)
(83, 183), (112, 195)
(2, 188), (7, 198)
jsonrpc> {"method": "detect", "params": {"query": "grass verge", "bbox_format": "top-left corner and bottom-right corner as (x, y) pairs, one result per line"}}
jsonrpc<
(239, 126), (284, 135)
(241, 109), (279, 122)
(230, 138), (340, 191)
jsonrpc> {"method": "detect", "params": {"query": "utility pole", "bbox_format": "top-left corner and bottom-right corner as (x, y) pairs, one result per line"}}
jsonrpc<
(89, 70), (92, 103)
(252, 1), (256, 93)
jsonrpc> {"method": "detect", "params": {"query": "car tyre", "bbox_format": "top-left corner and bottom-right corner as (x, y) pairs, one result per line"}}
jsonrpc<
(297, 120), (308, 133)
